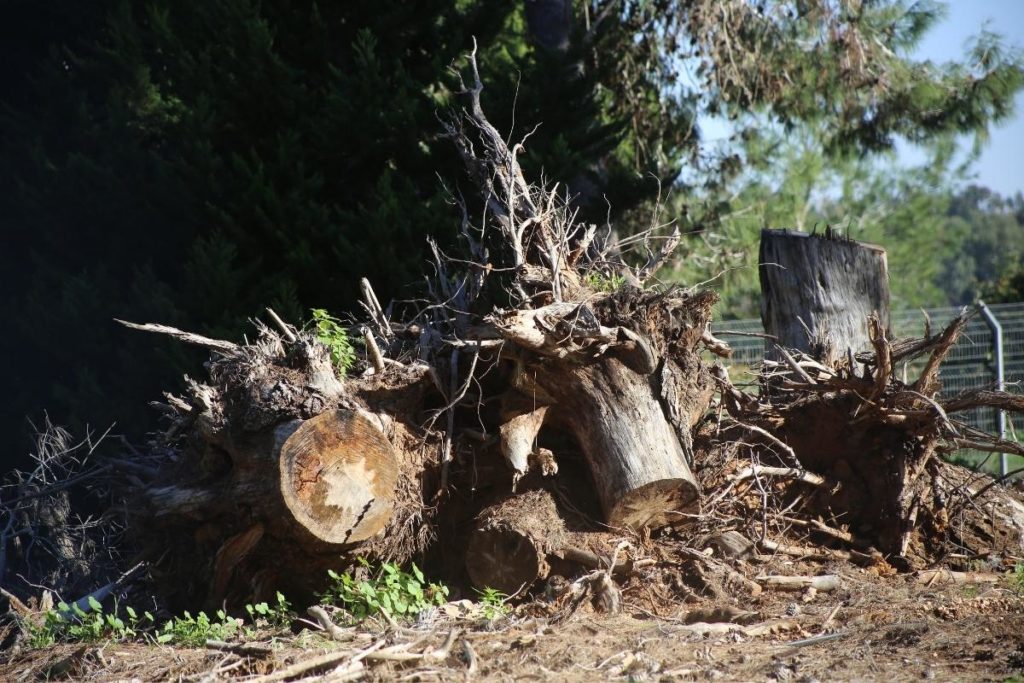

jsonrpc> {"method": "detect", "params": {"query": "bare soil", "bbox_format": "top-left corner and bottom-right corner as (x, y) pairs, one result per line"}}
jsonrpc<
(5, 565), (1023, 682)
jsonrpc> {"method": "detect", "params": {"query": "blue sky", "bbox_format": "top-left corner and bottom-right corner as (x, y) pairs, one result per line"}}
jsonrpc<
(910, 0), (1024, 197)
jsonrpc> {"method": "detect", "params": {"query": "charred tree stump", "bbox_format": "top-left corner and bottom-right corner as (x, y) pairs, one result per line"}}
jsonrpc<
(760, 229), (890, 365)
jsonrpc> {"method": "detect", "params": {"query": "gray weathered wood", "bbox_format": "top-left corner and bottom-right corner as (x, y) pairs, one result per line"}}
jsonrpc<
(759, 229), (890, 366)
(543, 358), (700, 530)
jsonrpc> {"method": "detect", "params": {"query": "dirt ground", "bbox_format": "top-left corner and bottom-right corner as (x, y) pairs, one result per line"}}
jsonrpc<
(4, 564), (1023, 682)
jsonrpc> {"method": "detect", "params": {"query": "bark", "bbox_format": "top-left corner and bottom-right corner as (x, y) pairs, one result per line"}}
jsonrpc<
(760, 229), (890, 366)
(490, 289), (715, 530)
(538, 358), (699, 529)
(740, 230), (1024, 562)
(465, 491), (565, 594)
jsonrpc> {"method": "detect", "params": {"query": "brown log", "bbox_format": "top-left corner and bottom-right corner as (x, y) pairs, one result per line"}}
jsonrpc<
(279, 409), (400, 544)
(146, 410), (401, 545)
(465, 491), (567, 594)
(491, 291), (710, 530)
(760, 229), (890, 366)
(543, 358), (699, 530)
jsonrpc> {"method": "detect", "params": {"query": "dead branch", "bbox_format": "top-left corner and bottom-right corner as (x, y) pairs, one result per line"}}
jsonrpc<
(915, 569), (1001, 586)
(913, 309), (969, 395)
(114, 319), (240, 355)
(265, 307), (298, 344)
(755, 574), (841, 592)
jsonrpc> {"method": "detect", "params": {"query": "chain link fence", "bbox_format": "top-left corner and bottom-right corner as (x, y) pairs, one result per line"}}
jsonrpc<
(712, 302), (1024, 473)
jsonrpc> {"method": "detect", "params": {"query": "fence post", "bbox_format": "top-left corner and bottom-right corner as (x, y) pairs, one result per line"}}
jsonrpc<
(977, 301), (1007, 476)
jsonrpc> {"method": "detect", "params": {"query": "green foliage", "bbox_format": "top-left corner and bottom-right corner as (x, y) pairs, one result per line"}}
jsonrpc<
(155, 609), (242, 647)
(475, 587), (509, 621)
(583, 271), (626, 294)
(321, 560), (449, 621)
(1011, 563), (1024, 596)
(26, 592), (297, 649)
(310, 309), (355, 375)
(245, 592), (293, 629)
(28, 599), (153, 648)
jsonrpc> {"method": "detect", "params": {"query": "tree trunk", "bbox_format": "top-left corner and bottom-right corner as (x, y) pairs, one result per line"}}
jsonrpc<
(132, 338), (435, 609)
(490, 291), (714, 531)
(540, 358), (699, 530)
(753, 230), (932, 559)
(760, 229), (890, 366)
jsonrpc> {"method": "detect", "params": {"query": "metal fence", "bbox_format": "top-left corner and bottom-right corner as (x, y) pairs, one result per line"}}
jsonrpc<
(712, 302), (1024, 471)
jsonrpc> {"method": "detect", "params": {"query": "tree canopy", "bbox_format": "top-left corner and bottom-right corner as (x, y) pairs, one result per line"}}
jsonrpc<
(2, 0), (1022, 460)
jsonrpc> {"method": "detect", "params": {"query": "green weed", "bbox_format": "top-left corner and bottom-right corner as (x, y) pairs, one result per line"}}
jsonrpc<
(321, 559), (449, 621)
(28, 599), (153, 648)
(310, 308), (355, 374)
(583, 271), (626, 293)
(476, 587), (510, 620)
(245, 591), (293, 629)
(1011, 562), (1024, 595)
(156, 609), (242, 647)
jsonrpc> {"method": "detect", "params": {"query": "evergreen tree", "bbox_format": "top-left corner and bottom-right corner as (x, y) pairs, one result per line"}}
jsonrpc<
(1, 0), (1022, 461)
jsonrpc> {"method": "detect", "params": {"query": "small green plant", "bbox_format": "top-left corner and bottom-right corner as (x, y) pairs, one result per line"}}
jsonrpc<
(245, 591), (293, 629)
(321, 559), (449, 621)
(310, 308), (355, 374)
(156, 609), (242, 647)
(28, 599), (153, 648)
(584, 271), (626, 293)
(1011, 562), (1024, 595)
(476, 587), (509, 620)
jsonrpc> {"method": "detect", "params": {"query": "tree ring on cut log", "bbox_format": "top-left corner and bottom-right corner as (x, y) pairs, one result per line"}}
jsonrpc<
(279, 409), (400, 544)
(607, 478), (699, 530)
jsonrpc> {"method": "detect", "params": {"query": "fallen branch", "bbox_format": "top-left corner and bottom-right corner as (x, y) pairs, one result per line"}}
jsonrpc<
(114, 320), (239, 355)
(307, 606), (352, 642)
(205, 639), (274, 656)
(667, 618), (800, 638)
(755, 574), (841, 592)
(915, 569), (1002, 586)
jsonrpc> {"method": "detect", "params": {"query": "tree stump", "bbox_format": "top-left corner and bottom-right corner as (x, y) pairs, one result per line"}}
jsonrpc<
(751, 230), (945, 559)
(760, 229), (890, 365)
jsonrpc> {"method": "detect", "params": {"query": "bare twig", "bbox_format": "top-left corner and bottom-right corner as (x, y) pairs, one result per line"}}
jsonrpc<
(265, 308), (298, 343)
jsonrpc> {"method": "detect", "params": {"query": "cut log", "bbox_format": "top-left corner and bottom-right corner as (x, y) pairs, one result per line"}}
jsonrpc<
(760, 229), (890, 366)
(543, 358), (699, 530)
(466, 490), (566, 594)
(145, 410), (401, 546)
(279, 409), (400, 544)
(494, 290), (713, 531)
(465, 489), (630, 594)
